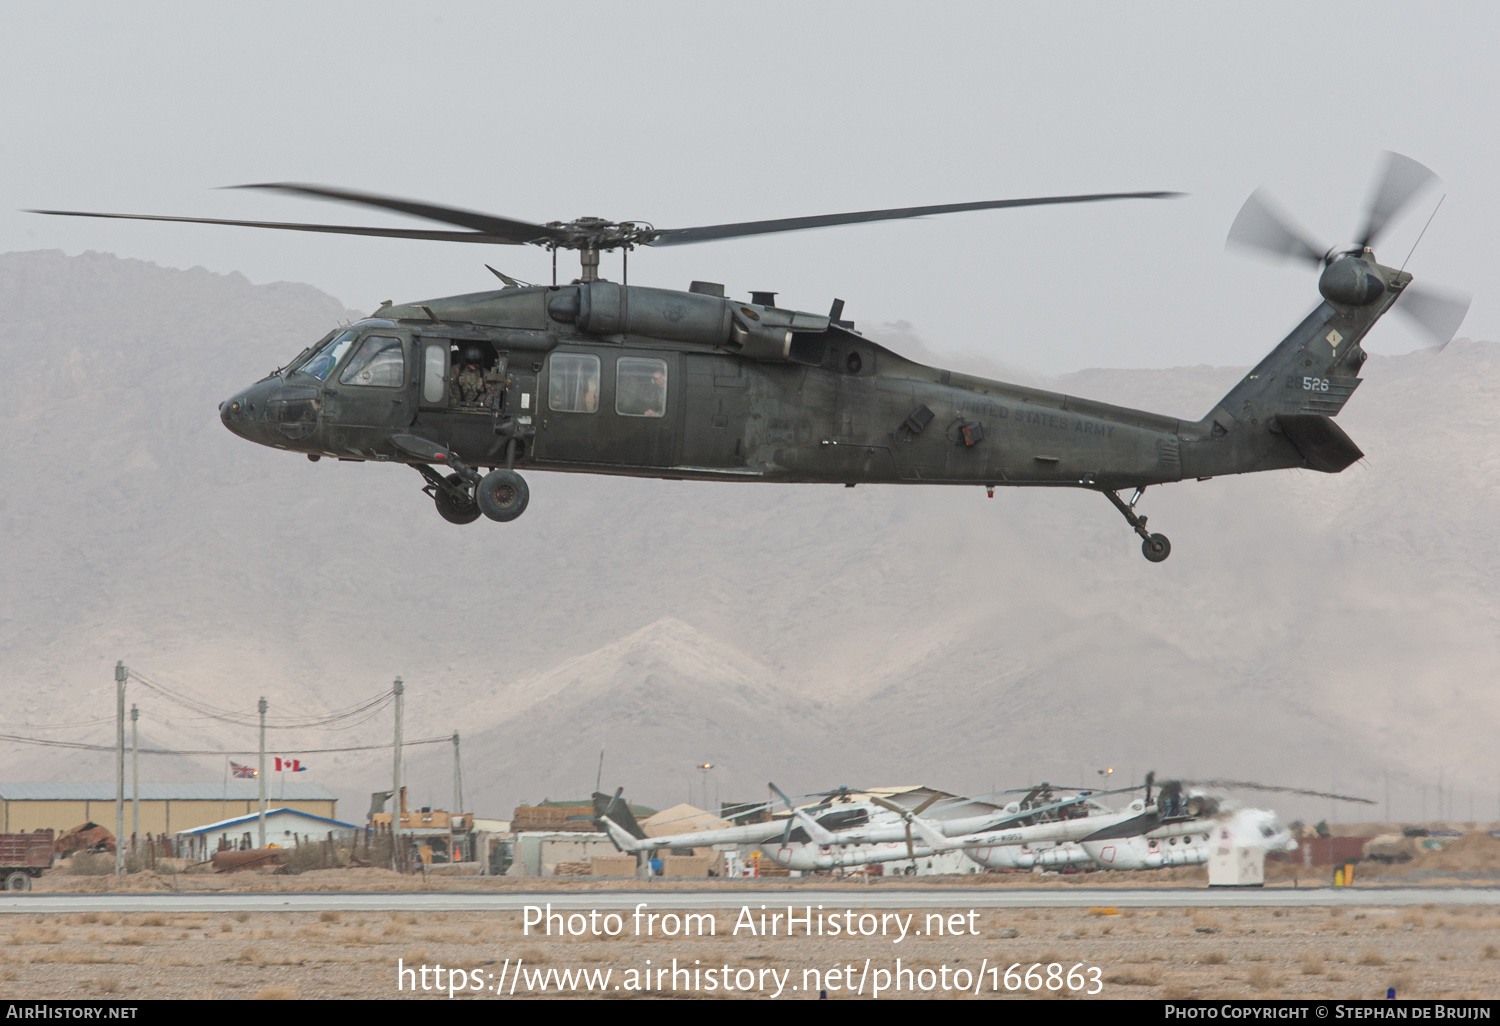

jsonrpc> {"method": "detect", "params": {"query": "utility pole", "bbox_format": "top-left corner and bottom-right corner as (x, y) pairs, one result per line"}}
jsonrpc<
(392, 678), (404, 830)
(257, 697), (267, 848)
(452, 732), (462, 815)
(130, 704), (140, 846)
(1384, 769), (1390, 825)
(114, 661), (126, 877)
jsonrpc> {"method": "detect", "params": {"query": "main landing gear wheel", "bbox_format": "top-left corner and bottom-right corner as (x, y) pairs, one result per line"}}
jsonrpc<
(5, 871), (30, 892)
(433, 472), (481, 525)
(476, 468), (529, 522)
(1103, 486), (1172, 563)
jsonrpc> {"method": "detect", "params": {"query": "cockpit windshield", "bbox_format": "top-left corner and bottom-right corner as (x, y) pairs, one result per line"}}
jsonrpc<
(294, 329), (358, 381)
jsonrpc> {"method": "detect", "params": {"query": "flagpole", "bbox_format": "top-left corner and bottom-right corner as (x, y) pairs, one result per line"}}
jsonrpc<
(221, 757), (228, 820)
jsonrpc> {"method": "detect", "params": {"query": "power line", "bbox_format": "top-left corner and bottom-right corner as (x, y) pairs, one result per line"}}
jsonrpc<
(0, 730), (453, 756)
(0, 716), (115, 731)
(126, 668), (394, 729)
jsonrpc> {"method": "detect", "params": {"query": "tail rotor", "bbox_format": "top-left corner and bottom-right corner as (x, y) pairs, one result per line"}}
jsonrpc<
(1226, 151), (1469, 347)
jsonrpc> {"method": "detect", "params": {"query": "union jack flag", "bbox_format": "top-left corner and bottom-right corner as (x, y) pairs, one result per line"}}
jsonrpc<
(230, 761), (257, 779)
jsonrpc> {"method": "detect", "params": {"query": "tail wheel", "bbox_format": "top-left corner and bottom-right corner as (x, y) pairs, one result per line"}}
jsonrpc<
(1142, 533), (1171, 563)
(433, 472), (481, 525)
(476, 469), (529, 522)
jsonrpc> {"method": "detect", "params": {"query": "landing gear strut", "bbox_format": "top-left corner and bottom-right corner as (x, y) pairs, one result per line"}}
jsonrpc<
(411, 437), (530, 524)
(1104, 487), (1171, 563)
(415, 465), (481, 524)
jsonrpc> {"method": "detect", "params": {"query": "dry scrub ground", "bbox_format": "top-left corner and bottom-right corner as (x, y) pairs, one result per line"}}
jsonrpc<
(0, 904), (1497, 1000)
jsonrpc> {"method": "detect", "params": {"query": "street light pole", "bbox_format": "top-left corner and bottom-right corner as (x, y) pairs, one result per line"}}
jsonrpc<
(696, 763), (714, 813)
(130, 704), (140, 847)
(392, 677), (404, 827)
(452, 732), (462, 816)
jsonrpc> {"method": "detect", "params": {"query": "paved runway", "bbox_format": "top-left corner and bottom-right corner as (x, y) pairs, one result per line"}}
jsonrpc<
(2, 887), (1497, 914)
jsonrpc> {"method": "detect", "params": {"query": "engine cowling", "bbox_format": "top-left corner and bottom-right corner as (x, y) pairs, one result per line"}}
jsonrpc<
(547, 283), (827, 362)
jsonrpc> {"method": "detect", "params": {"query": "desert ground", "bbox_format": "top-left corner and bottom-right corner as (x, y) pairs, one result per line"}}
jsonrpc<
(0, 901), (1496, 1000)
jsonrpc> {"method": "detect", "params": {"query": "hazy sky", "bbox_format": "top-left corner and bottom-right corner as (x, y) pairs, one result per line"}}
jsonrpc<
(3, 2), (1494, 374)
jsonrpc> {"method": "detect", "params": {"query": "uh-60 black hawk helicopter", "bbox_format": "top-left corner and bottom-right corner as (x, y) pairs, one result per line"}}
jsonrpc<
(34, 153), (1467, 561)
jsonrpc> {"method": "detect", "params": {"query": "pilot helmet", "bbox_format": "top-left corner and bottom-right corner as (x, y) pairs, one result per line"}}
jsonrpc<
(461, 344), (484, 366)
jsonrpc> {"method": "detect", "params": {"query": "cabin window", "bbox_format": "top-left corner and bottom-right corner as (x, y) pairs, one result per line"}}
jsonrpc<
(422, 344), (448, 403)
(302, 329), (357, 382)
(548, 352), (600, 413)
(339, 335), (405, 387)
(615, 357), (668, 418)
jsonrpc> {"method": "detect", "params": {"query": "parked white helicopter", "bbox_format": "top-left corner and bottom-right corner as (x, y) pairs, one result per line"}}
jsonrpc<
(755, 784), (1138, 873)
(1072, 777), (1376, 870)
(770, 783), (1140, 874)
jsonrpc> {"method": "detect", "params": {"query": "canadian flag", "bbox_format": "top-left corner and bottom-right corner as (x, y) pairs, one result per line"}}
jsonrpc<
(274, 757), (307, 773)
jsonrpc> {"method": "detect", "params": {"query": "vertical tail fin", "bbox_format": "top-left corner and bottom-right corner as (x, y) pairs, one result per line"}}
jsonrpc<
(1183, 253), (1404, 479)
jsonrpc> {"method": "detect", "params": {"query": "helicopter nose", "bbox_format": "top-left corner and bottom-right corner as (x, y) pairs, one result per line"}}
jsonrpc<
(219, 381), (278, 443)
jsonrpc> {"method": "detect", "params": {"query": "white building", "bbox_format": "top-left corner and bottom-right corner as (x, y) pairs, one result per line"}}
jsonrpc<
(176, 807), (359, 851)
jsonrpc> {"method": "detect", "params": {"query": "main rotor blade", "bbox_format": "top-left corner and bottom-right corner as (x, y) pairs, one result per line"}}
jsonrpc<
(1357, 152), (1438, 250)
(27, 209), (525, 245)
(1395, 281), (1471, 347)
(1181, 779), (1375, 805)
(646, 191), (1182, 247)
(230, 182), (563, 244)
(1225, 189), (1325, 266)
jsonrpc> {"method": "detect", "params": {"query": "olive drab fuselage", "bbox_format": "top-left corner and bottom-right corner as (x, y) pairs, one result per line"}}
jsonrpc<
(220, 253), (1403, 558)
(219, 276), (1386, 487)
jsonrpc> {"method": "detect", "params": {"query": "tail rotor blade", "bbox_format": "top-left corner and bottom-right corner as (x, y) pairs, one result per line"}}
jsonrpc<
(1225, 189), (1325, 266)
(1395, 282), (1471, 347)
(1358, 152), (1439, 249)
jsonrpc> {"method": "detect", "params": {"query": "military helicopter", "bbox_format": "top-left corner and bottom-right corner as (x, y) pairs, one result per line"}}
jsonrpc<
(31, 154), (1467, 560)
(1069, 775), (1372, 871)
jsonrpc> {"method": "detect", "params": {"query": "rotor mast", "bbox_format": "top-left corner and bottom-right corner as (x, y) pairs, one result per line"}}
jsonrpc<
(579, 244), (600, 283)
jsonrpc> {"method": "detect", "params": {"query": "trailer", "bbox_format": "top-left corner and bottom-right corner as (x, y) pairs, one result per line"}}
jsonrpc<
(0, 830), (55, 891)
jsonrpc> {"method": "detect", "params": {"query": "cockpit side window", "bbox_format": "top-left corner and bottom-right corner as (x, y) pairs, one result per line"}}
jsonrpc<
(339, 335), (406, 387)
(300, 329), (358, 382)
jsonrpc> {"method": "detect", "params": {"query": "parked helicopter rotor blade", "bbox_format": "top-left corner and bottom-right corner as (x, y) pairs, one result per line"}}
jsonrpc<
(1179, 779), (1375, 804)
(768, 782), (800, 847)
(646, 191), (1182, 247)
(26, 209), (525, 244)
(1395, 281), (1471, 347)
(1357, 152), (1439, 250)
(912, 793), (943, 816)
(229, 182), (564, 244)
(869, 797), (919, 859)
(1225, 189), (1326, 267)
